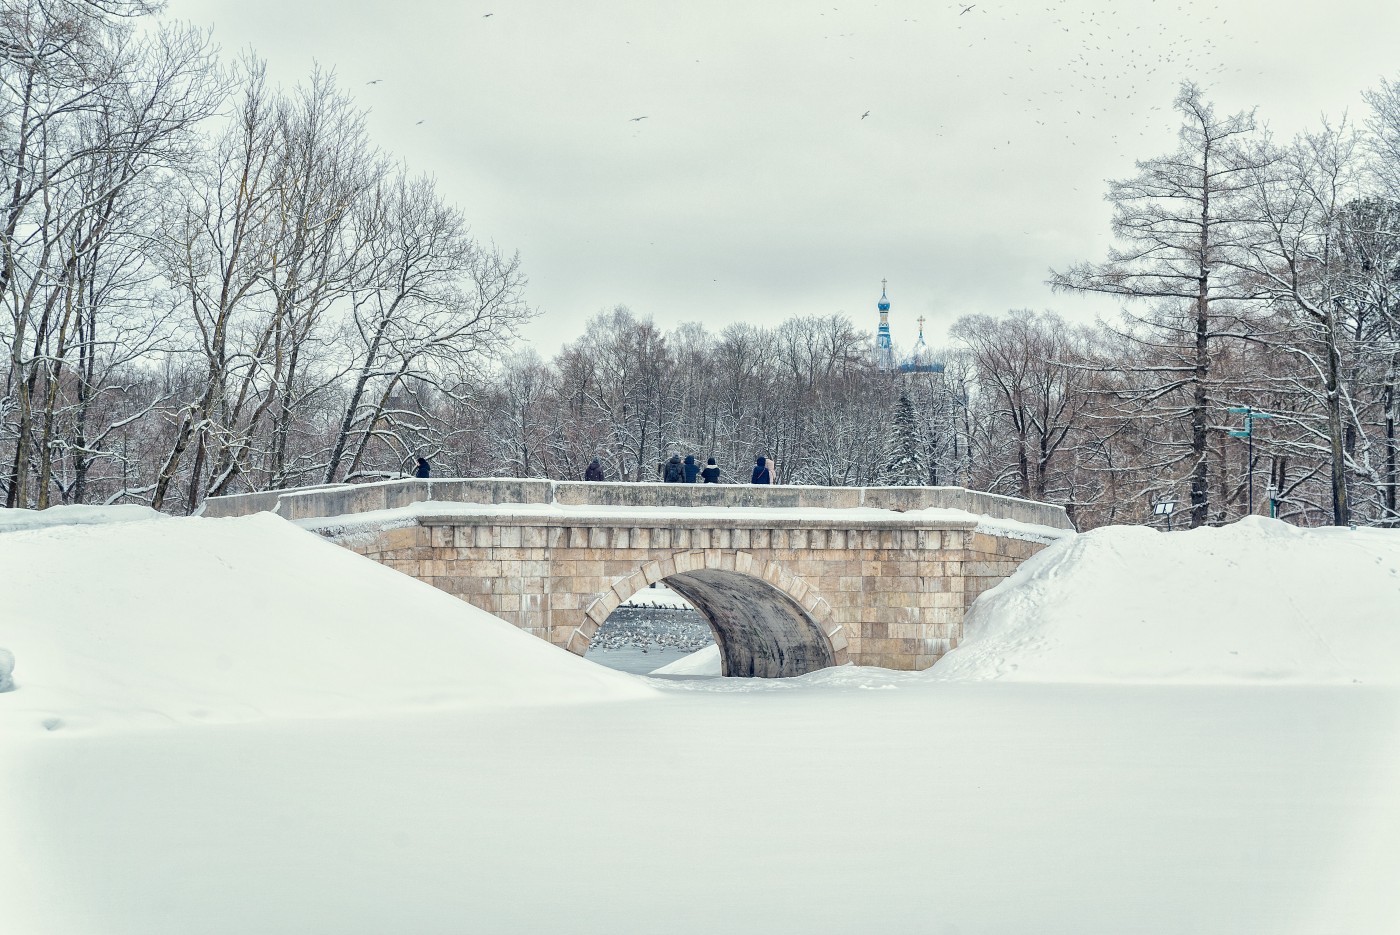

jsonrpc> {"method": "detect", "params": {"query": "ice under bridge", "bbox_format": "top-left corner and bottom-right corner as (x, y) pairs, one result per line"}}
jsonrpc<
(203, 479), (1074, 677)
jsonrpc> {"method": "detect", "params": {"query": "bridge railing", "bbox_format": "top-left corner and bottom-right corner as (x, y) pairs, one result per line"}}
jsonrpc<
(201, 477), (1076, 530)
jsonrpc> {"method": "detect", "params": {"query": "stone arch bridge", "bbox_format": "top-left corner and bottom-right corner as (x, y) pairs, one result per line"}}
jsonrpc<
(204, 479), (1073, 677)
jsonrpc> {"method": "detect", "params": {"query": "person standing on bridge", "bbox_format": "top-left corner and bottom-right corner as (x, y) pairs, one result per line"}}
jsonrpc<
(663, 453), (685, 483)
(585, 458), (604, 481)
(751, 455), (772, 485)
(701, 457), (720, 483)
(413, 456), (431, 479)
(683, 454), (700, 483)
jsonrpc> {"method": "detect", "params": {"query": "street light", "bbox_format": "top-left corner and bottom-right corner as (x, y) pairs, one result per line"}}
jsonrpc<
(1153, 498), (1177, 531)
(1228, 406), (1274, 516)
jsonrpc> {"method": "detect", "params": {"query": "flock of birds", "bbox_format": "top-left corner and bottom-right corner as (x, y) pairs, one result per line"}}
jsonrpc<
(355, 2), (1266, 180)
(588, 605), (712, 654)
(616, 0), (1249, 156)
(935, 0), (1254, 156)
(355, 1), (1258, 149)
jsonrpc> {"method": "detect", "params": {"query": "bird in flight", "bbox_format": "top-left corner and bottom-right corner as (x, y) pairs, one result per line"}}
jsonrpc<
(483, 12), (493, 16)
(366, 79), (381, 85)
(861, 110), (870, 119)
(960, 4), (975, 13)
(630, 116), (648, 122)
(415, 120), (425, 125)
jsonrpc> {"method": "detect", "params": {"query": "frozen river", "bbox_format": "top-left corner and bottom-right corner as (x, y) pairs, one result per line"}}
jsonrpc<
(586, 646), (696, 674)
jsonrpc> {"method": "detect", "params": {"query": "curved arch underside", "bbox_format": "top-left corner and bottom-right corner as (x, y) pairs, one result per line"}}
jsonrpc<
(662, 569), (835, 678)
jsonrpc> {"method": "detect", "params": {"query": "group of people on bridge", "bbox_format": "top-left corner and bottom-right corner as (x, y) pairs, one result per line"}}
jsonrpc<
(583, 454), (775, 485)
(408, 453), (776, 485)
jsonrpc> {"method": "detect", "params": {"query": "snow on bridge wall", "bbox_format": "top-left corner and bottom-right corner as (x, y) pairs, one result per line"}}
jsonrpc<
(203, 479), (1070, 675)
(201, 477), (1076, 530)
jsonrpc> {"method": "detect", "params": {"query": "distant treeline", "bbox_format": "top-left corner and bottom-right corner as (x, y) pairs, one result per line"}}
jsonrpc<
(3, 3), (1399, 529)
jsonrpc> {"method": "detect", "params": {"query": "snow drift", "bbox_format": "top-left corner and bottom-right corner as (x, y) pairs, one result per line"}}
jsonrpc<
(0, 503), (166, 534)
(0, 512), (648, 733)
(934, 516), (1400, 684)
(650, 643), (722, 676)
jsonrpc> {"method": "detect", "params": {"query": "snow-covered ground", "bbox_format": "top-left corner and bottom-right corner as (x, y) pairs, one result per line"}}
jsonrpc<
(3, 512), (1399, 934)
(0, 512), (646, 734)
(0, 503), (166, 534)
(651, 642), (722, 676)
(936, 516), (1400, 685)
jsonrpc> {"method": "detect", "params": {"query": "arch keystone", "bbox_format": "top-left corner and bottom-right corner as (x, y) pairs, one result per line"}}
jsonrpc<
(674, 550), (703, 573)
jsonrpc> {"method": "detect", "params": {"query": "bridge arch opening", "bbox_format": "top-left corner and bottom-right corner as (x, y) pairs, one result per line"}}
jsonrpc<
(571, 551), (844, 679)
(664, 569), (835, 678)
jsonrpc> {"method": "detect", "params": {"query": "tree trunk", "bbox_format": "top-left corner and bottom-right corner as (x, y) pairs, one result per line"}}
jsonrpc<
(1384, 358), (1398, 523)
(1323, 303), (1350, 525)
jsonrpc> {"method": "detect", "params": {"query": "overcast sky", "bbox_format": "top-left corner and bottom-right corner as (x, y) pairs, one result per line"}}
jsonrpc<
(166, 0), (1400, 356)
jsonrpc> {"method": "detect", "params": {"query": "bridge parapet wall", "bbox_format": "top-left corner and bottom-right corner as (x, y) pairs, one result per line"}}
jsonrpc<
(203, 477), (1075, 530)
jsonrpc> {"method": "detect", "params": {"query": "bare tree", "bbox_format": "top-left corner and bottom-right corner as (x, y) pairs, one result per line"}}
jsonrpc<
(1052, 83), (1264, 526)
(151, 60), (279, 511)
(1237, 122), (1364, 524)
(952, 310), (1096, 501)
(2, 2), (216, 508)
(325, 170), (530, 482)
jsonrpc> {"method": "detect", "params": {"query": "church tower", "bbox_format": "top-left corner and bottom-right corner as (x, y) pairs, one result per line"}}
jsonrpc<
(876, 279), (894, 372)
(898, 314), (945, 375)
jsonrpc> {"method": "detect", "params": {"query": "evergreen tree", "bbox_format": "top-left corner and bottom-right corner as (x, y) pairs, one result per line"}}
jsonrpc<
(880, 393), (926, 486)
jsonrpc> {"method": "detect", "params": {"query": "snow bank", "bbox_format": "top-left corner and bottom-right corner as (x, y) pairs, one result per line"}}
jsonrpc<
(933, 516), (1400, 684)
(0, 503), (166, 534)
(0, 513), (648, 733)
(0, 646), (13, 692)
(650, 643), (722, 675)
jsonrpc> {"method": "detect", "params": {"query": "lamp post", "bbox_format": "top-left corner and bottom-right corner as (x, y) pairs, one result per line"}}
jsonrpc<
(1228, 406), (1274, 515)
(1153, 498), (1177, 531)
(1266, 482), (1279, 519)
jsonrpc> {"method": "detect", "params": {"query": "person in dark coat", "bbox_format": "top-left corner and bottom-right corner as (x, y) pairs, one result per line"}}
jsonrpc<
(701, 458), (720, 484)
(751, 455), (772, 484)
(413, 456), (431, 478)
(663, 453), (685, 483)
(585, 458), (604, 481)
(682, 454), (700, 484)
